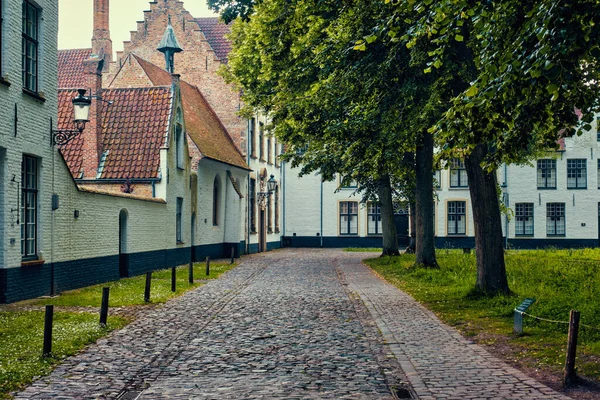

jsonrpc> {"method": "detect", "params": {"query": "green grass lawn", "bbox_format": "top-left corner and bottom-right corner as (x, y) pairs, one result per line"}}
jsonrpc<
(31, 261), (237, 307)
(1, 261), (238, 398)
(364, 248), (600, 382)
(0, 311), (127, 399)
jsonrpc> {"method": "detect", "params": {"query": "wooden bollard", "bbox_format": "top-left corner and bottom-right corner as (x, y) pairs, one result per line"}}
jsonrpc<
(206, 256), (210, 276)
(564, 310), (581, 386)
(43, 305), (54, 356)
(171, 267), (176, 292)
(144, 272), (152, 303)
(99, 287), (110, 326)
(189, 259), (194, 284)
(230, 247), (235, 264)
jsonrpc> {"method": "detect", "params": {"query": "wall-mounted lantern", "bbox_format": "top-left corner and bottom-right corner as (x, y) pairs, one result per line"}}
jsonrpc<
(53, 89), (92, 146)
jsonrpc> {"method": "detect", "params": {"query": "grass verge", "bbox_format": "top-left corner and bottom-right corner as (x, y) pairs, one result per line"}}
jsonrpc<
(364, 248), (600, 384)
(31, 261), (237, 307)
(0, 311), (127, 399)
(1, 261), (238, 398)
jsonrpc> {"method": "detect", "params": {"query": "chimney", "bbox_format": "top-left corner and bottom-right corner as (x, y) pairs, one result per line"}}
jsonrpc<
(80, 58), (104, 180)
(92, 0), (113, 70)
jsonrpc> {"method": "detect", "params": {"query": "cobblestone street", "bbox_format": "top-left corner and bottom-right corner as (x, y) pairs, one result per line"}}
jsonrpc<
(16, 249), (570, 399)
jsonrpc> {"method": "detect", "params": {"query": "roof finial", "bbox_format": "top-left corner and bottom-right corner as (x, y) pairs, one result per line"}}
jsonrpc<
(157, 15), (183, 74)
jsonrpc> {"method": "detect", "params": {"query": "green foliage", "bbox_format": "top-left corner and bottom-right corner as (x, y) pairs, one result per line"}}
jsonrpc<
(33, 262), (236, 307)
(223, 0), (430, 197)
(0, 311), (127, 398)
(365, 249), (600, 381)
(388, 0), (600, 168)
(206, 0), (258, 23)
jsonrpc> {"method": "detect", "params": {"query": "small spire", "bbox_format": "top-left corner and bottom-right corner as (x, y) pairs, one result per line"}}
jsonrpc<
(157, 15), (183, 73)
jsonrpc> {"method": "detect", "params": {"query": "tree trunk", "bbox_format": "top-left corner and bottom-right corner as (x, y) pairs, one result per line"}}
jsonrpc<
(415, 131), (438, 267)
(406, 200), (416, 254)
(378, 174), (400, 256)
(464, 143), (510, 295)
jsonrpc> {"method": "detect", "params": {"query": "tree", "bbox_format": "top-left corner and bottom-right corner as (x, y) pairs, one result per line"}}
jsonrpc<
(223, 0), (444, 257)
(389, 0), (600, 294)
(206, 0), (258, 23)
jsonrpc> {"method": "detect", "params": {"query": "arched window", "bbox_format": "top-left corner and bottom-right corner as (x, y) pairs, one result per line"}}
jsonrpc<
(212, 176), (219, 226)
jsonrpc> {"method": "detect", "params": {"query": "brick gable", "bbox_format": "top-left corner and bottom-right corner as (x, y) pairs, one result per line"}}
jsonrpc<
(105, 0), (246, 155)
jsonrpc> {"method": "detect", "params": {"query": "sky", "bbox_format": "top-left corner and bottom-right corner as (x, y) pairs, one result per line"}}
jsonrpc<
(58, 0), (218, 52)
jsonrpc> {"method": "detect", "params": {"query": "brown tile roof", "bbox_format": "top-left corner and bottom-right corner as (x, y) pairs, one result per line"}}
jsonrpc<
(133, 55), (249, 170)
(195, 18), (232, 63)
(58, 49), (92, 88)
(58, 86), (173, 180)
(100, 87), (172, 179)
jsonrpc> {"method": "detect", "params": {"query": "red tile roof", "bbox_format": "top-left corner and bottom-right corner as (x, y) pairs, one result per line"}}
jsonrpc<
(133, 55), (249, 170)
(195, 18), (232, 63)
(58, 86), (173, 179)
(58, 49), (92, 88)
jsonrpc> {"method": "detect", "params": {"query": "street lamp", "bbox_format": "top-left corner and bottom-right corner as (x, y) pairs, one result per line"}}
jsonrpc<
(53, 89), (92, 146)
(257, 174), (276, 207)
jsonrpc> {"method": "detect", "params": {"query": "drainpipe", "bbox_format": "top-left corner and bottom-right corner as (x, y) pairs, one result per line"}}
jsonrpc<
(504, 192), (509, 249)
(320, 178), (323, 248)
(282, 161), (286, 241)
(246, 118), (251, 255)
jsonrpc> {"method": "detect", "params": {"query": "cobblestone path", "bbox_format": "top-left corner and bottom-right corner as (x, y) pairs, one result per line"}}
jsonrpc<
(15, 250), (409, 399)
(334, 251), (570, 400)
(15, 249), (571, 399)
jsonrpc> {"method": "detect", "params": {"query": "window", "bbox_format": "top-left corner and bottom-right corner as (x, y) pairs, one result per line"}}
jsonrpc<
(447, 201), (466, 235)
(597, 116), (600, 142)
(21, 155), (38, 259)
(515, 203), (534, 236)
(274, 186), (280, 232)
(249, 118), (256, 158)
(274, 139), (280, 167)
(339, 175), (358, 188)
(339, 201), (358, 235)
(176, 197), (183, 242)
(367, 202), (382, 235)
(567, 159), (587, 189)
(546, 203), (565, 236)
(449, 159), (468, 188)
(175, 124), (184, 169)
(433, 170), (441, 188)
(22, 0), (39, 93)
(212, 177), (219, 226)
(249, 178), (256, 232)
(537, 159), (556, 189)
(259, 122), (264, 161)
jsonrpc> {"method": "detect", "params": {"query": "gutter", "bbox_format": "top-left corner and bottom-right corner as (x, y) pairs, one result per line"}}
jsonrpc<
(76, 178), (161, 184)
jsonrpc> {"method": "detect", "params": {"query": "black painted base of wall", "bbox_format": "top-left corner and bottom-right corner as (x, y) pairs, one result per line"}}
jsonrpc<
(284, 236), (407, 248)
(508, 238), (598, 249)
(1, 241), (247, 304)
(286, 236), (599, 251)
(247, 241), (281, 255)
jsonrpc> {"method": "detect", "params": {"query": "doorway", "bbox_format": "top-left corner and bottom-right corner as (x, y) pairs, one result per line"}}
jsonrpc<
(394, 213), (409, 245)
(119, 209), (128, 277)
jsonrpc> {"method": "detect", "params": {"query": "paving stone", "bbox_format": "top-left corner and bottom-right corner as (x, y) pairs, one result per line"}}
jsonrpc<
(13, 249), (571, 399)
